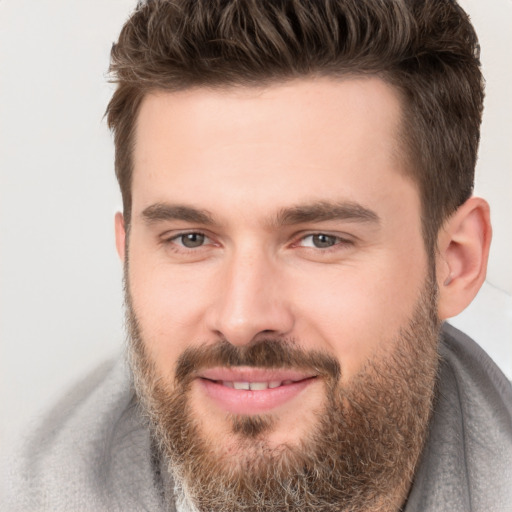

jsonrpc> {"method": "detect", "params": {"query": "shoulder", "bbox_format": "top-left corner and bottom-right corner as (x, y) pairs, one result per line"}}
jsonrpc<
(406, 324), (512, 512)
(440, 323), (512, 421)
(0, 356), (166, 512)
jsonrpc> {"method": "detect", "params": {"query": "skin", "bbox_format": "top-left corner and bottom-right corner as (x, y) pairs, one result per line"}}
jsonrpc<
(115, 76), (491, 453)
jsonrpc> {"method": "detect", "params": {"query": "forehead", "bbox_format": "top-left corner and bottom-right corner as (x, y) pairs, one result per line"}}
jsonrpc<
(131, 77), (416, 222)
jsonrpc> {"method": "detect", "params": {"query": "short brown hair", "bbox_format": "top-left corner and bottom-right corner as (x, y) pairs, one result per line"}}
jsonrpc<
(106, 0), (483, 249)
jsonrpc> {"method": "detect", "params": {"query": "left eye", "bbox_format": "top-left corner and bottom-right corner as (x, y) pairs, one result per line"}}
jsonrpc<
(172, 233), (207, 248)
(299, 234), (342, 249)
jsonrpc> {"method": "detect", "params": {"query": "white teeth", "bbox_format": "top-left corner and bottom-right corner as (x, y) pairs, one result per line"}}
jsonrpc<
(233, 381), (250, 390)
(249, 382), (268, 391)
(222, 381), (286, 390)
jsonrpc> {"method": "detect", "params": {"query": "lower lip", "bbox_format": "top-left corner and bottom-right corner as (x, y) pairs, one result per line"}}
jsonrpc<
(198, 378), (315, 415)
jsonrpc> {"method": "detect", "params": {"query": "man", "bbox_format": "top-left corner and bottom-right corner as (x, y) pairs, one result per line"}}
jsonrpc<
(2, 0), (511, 511)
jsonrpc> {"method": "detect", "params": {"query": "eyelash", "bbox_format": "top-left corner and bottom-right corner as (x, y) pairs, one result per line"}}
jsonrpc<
(294, 233), (353, 251)
(162, 231), (215, 252)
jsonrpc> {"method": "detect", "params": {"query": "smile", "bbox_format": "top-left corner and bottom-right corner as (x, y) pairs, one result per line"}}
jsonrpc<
(214, 380), (298, 390)
(196, 368), (318, 415)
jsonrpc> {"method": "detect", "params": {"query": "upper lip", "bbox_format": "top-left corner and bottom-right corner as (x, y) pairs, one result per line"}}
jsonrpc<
(198, 367), (316, 383)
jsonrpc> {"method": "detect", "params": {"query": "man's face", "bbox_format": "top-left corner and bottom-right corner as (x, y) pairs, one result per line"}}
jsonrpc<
(122, 77), (440, 510)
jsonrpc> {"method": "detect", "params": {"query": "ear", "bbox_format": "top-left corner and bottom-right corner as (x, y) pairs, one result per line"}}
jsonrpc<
(115, 212), (126, 263)
(436, 197), (492, 319)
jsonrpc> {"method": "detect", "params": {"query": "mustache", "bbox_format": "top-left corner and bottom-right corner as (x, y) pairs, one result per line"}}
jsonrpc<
(174, 338), (341, 385)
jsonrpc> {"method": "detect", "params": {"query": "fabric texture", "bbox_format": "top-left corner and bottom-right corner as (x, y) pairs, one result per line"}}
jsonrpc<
(2, 324), (511, 511)
(404, 324), (512, 511)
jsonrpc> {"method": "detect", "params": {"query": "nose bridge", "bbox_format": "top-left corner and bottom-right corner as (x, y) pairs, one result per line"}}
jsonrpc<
(208, 241), (293, 345)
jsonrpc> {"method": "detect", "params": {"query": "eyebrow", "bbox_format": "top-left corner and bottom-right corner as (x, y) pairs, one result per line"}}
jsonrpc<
(141, 200), (380, 228)
(142, 203), (215, 225)
(272, 201), (380, 226)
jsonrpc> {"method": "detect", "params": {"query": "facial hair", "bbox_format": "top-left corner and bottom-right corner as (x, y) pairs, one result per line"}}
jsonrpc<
(127, 274), (440, 512)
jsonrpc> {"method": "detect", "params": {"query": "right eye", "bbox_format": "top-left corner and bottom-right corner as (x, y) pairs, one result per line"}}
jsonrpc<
(172, 232), (207, 249)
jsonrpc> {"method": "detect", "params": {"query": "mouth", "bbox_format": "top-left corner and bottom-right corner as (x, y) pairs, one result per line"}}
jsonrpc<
(214, 379), (301, 390)
(196, 367), (318, 415)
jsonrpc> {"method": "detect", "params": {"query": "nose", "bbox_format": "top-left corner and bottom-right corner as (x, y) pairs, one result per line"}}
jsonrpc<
(205, 246), (295, 347)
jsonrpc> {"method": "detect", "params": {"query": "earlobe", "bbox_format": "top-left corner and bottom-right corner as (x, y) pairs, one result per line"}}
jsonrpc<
(115, 212), (126, 262)
(436, 197), (492, 319)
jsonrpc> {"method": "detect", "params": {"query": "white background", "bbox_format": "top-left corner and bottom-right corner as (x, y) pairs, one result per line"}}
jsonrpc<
(1, 0), (511, 448)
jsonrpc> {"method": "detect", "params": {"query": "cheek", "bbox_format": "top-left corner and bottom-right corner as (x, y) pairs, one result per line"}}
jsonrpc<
(128, 252), (215, 374)
(289, 251), (427, 379)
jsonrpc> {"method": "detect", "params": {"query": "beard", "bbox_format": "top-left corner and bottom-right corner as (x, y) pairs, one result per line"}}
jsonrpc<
(127, 272), (440, 512)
